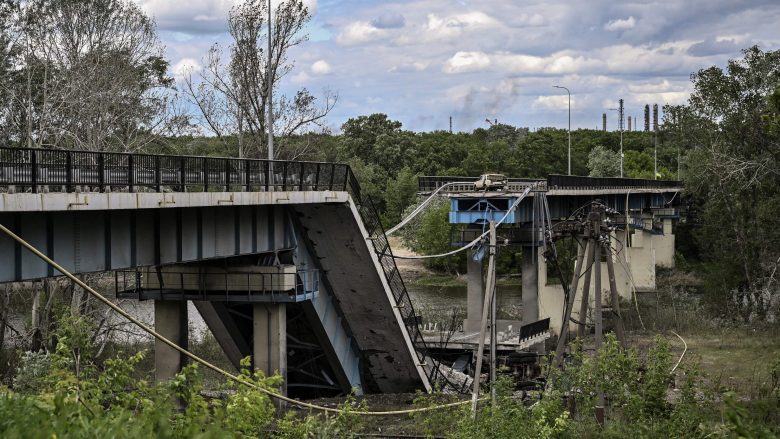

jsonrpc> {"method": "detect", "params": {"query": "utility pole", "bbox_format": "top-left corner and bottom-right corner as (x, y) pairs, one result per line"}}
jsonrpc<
(266, 0), (274, 163)
(653, 104), (659, 180)
(471, 221), (497, 415)
(618, 99), (624, 178)
(553, 85), (572, 175)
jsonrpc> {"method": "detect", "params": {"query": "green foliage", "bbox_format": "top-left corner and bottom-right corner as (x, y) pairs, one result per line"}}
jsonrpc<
(11, 351), (50, 394)
(383, 167), (419, 227)
(221, 357), (281, 437)
(588, 145), (620, 177)
(411, 200), (465, 272)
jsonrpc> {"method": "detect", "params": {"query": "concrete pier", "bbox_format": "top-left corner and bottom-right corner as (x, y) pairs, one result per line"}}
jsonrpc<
(522, 245), (539, 325)
(464, 251), (484, 332)
(154, 300), (188, 382)
(253, 303), (287, 391)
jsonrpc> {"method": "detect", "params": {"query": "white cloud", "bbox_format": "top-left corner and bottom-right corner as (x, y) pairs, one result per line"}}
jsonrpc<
(291, 70), (311, 85)
(172, 58), (201, 77)
(604, 16), (636, 31)
(134, 0), (317, 33)
(443, 51), (492, 74)
(336, 21), (385, 45)
(311, 60), (331, 75)
(532, 95), (575, 111)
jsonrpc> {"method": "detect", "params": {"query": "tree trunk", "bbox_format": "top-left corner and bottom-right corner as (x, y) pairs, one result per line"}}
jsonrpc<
(30, 284), (43, 351)
(0, 285), (11, 351)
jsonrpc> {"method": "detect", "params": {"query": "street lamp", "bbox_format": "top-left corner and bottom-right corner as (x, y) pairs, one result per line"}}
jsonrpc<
(608, 108), (624, 177)
(553, 85), (571, 175)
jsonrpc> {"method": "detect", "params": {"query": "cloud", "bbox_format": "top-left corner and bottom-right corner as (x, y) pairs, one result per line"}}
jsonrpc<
(291, 70), (311, 84)
(311, 59), (331, 75)
(604, 16), (636, 31)
(134, 0), (317, 34)
(687, 37), (740, 56)
(443, 51), (492, 74)
(172, 58), (201, 77)
(371, 12), (405, 29)
(532, 95), (575, 110)
(336, 21), (385, 45)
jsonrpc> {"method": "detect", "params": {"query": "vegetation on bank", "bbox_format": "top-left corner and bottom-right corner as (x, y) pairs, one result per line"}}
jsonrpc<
(2, 312), (778, 438)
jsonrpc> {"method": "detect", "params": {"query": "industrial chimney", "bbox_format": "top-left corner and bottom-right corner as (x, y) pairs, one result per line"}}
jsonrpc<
(602, 113), (607, 131)
(644, 105), (650, 131)
(653, 104), (659, 132)
(628, 116), (632, 132)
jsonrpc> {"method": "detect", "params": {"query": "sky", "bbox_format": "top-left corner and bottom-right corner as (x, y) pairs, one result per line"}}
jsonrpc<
(133, 0), (780, 133)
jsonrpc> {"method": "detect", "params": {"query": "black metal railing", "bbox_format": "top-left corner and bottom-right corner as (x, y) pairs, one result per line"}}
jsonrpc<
(547, 174), (682, 190)
(115, 267), (320, 302)
(0, 147), (351, 193)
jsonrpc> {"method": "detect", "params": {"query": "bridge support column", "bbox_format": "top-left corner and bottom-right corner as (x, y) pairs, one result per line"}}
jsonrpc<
(154, 300), (188, 382)
(463, 251), (484, 333)
(522, 245), (539, 325)
(253, 303), (287, 393)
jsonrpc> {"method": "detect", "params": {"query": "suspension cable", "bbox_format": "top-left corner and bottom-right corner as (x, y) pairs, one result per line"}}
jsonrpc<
(385, 181), (474, 236)
(0, 222), (484, 416)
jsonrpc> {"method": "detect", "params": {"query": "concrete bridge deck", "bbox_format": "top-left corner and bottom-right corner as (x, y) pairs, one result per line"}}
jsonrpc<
(0, 146), (434, 396)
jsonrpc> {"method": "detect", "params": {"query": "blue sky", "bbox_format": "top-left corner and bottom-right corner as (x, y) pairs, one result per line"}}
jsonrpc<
(134, 0), (780, 133)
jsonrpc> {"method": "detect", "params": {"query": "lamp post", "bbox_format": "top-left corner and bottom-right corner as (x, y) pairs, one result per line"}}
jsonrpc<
(553, 85), (571, 175)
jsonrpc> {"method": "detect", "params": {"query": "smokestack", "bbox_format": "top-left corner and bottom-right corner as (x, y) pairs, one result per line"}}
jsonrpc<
(653, 104), (659, 132)
(618, 99), (624, 132)
(628, 116), (632, 132)
(449, 116), (453, 134)
(644, 105), (650, 131)
(602, 113), (607, 131)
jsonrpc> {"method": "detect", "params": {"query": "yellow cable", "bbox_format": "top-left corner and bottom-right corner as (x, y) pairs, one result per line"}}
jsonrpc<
(0, 222), (482, 416)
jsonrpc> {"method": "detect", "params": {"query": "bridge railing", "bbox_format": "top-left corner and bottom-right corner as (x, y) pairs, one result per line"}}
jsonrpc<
(547, 174), (682, 190)
(115, 268), (320, 303)
(0, 147), (351, 193)
(418, 175), (545, 193)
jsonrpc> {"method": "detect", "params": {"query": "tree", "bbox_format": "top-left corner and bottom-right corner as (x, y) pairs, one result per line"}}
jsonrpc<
(667, 46), (780, 319)
(184, 0), (335, 159)
(587, 145), (620, 177)
(6, 0), (181, 151)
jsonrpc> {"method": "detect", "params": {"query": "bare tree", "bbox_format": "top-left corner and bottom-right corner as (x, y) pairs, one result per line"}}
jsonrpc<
(4, 0), (184, 151)
(184, 0), (336, 159)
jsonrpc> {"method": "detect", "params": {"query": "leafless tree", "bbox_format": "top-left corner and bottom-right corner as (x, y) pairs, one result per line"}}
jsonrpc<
(183, 0), (336, 159)
(3, 0), (185, 151)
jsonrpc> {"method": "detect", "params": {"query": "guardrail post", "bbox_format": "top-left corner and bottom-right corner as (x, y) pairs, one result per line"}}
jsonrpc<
(299, 162), (304, 191)
(223, 158), (229, 191)
(128, 154), (134, 192)
(282, 162), (288, 191)
(244, 159), (251, 191)
(65, 151), (73, 193)
(154, 155), (161, 192)
(179, 156), (185, 191)
(30, 149), (38, 193)
(98, 152), (105, 192)
(264, 160), (270, 191)
(203, 157), (209, 192)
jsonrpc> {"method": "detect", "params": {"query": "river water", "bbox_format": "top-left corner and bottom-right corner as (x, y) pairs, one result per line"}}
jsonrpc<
(406, 283), (523, 324)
